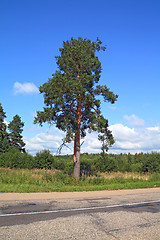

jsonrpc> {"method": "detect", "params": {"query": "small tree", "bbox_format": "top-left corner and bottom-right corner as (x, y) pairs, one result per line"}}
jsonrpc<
(0, 103), (10, 153)
(8, 114), (25, 152)
(34, 37), (118, 179)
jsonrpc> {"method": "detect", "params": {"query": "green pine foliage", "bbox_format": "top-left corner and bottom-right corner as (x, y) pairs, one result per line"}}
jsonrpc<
(8, 114), (25, 152)
(0, 103), (10, 153)
(0, 103), (26, 153)
(34, 37), (118, 179)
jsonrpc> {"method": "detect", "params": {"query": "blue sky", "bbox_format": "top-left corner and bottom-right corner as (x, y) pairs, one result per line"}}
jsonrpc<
(1, 0), (160, 155)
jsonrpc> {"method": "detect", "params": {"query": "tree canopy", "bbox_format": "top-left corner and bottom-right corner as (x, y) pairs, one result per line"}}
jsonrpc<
(34, 37), (118, 178)
(0, 103), (26, 153)
(8, 114), (25, 152)
(0, 103), (10, 153)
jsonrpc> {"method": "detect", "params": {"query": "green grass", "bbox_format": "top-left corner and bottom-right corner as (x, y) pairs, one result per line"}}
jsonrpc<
(0, 168), (160, 193)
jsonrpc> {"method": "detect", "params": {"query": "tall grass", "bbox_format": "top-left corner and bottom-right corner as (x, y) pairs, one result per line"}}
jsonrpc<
(0, 168), (159, 193)
(0, 149), (160, 192)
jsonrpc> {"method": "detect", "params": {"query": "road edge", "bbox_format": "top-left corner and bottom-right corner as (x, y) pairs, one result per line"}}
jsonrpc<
(1, 187), (160, 201)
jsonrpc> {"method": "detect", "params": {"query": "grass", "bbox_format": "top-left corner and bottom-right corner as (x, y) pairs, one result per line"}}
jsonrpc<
(0, 168), (160, 193)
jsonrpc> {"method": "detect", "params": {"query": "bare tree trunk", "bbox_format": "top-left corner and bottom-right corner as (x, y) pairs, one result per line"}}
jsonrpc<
(73, 128), (81, 179)
(73, 92), (81, 179)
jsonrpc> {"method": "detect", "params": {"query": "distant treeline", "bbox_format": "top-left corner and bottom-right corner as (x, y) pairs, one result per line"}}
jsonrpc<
(0, 148), (160, 174)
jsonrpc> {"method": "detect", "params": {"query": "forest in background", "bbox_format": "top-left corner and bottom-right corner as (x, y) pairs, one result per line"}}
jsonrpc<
(0, 149), (160, 175)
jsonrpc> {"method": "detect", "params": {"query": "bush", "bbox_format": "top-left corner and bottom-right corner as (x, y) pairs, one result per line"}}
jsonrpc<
(0, 147), (34, 169)
(141, 153), (160, 173)
(0, 150), (160, 174)
(52, 155), (73, 173)
(35, 149), (54, 169)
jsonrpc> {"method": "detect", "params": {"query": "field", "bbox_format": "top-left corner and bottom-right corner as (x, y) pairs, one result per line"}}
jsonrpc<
(0, 150), (160, 192)
(0, 168), (160, 193)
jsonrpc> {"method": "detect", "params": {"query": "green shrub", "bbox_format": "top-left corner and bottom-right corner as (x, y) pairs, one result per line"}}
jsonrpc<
(0, 147), (34, 169)
(52, 155), (73, 172)
(0, 150), (160, 174)
(141, 153), (160, 173)
(131, 163), (143, 172)
(35, 149), (54, 169)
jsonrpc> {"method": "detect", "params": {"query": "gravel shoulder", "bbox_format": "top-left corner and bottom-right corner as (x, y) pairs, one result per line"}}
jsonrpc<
(1, 187), (160, 202)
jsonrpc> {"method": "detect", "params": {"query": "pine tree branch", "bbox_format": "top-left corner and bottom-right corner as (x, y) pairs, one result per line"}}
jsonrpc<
(54, 108), (77, 115)
(92, 107), (101, 117)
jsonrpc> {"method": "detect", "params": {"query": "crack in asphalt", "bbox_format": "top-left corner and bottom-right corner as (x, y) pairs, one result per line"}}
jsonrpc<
(89, 212), (119, 239)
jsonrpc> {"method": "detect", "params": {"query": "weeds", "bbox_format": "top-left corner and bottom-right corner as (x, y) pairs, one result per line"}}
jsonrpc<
(0, 168), (160, 192)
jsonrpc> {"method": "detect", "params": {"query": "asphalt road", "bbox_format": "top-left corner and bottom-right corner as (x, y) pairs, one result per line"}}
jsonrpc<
(0, 189), (160, 239)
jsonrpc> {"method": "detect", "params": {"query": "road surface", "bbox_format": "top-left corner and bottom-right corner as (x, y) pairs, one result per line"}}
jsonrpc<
(0, 188), (160, 239)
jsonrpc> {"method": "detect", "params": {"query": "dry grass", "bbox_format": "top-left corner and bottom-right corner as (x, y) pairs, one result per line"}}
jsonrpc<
(0, 168), (159, 192)
(101, 172), (151, 181)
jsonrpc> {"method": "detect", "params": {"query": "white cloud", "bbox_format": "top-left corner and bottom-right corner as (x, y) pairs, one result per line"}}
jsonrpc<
(147, 126), (160, 132)
(80, 124), (160, 154)
(109, 124), (136, 141)
(24, 127), (73, 155)
(24, 123), (160, 155)
(124, 114), (145, 127)
(24, 132), (63, 155)
(4, 120), (8, 126)
(13, 82), (39, 95)
(108, 124), (160, 153)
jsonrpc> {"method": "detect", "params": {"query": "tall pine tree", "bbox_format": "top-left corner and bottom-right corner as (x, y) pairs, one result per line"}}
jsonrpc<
(0, 103), (10, 153)
(8, 114), (25, 152)
(34, 37), (118, 179)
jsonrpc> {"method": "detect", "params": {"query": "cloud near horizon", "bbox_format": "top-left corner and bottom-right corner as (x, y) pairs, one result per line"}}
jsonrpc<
(109, 124), (160, 153)
(13, 82), (39, 95)
(24, 123), (160, 155)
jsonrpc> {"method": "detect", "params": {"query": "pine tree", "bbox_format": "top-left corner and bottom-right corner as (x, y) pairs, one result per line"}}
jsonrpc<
(0, 103), (10, 153)
(8, 114), (25, 152)
(34, 37), (118, 179)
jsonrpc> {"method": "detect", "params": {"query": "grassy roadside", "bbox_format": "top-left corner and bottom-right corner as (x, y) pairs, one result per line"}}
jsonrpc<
(0, 168), (160, 193)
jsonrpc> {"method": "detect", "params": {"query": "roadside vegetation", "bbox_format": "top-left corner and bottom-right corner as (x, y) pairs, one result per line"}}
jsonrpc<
(0, 168), (159, 193)
(0, 149), (160, 192)
(0, 149), (160, 173)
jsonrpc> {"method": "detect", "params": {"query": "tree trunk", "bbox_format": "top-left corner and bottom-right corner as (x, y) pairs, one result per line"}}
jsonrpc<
(73, 93), (81, 179)
(73, 128), (81, 179)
